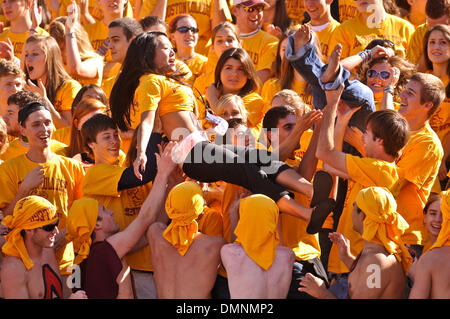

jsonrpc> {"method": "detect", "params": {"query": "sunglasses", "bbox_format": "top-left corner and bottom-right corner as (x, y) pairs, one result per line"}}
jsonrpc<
(367, 69), (391, 80)
(240, 5), (264, 13)
(40, 220), (59, 232)
(176, 26), (199, 34)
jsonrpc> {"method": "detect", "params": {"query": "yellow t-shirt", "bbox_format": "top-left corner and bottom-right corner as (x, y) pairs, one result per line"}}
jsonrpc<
(81, 163), (153, 271)
(338, 0), (359, 23)
(260, 77), (313, 107)
(241, 30), (279, 72)
(52, 126), (72, 147)
(241, 92), (269, 130)
(136, 73), (196, 117)
(309, 18), (341, 61)
(285, 0), (306, 23)
(0, 154), (85, 273)
(327, 155), (399, 274)
(53, 79), (82, 113)
(179, 53), (208, 85)
(0, 138), (68, 162)
(406, 23), (429, 65)
(0, 27), (48, 59)
(140, 0), (232, 56)
(429, 75), (450, 144)
(393, 123), (444, 245)
(328, 14), (415, 60)
(85, 20), (112, 62)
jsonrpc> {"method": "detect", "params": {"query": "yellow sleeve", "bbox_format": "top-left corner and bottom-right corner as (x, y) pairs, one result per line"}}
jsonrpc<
(136, 75), (163, 114)
(346, 154), (398, 188)
(406, 23), (428, 64)
(54, 79), (82, 112)
(256, 34), (279, 71)
(242, 93), (269, 129)
(0, 161), (19, 210)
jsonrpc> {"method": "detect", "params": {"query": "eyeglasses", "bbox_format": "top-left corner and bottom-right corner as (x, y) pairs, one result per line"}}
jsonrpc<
(40, 220), (59, 232)
(240, 5), (264, 14)
(367, 69), (391, 80)
(176, 26), (199, 34)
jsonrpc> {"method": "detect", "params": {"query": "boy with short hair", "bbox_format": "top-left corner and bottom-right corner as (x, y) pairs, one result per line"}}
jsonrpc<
(0, 58), (24, 116)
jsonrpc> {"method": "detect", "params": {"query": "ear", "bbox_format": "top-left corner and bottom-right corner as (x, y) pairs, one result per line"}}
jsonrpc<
(266, 129), (272, 144)
(423, 101), (433, 112)
(19, 124), (27, 138)
(231, 6), (239, 17)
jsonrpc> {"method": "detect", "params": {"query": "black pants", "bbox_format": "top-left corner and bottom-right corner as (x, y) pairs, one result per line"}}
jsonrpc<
(182, 141), (291, 202)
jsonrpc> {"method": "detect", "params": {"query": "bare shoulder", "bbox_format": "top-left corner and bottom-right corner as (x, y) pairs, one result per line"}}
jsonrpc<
(0, 256), (28, 297)
(416, 247), (450, 270)
(197, 233), (227, 248)
(147, 222), (167, 241)
(277, 246), (296, 262)
(221, 243), (246, 259)
(1, 256), (26, 276)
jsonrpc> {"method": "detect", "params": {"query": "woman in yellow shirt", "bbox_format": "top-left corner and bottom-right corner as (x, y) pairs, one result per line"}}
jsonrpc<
(169, 14), (207, 85)
(205, 47), (268, 130)
(22, 35), (82, 129)
(423, 24), (450, 187)
(110, 32), (334, 234)
(48, 16), (104, 87)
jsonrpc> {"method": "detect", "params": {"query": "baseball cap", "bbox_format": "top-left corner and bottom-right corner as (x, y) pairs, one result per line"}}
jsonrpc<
(232, 0), (270, 8)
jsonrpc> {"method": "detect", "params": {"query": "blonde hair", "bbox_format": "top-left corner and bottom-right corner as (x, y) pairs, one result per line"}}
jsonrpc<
(272, 89), (310, 114)
(215, 94), (248, 124)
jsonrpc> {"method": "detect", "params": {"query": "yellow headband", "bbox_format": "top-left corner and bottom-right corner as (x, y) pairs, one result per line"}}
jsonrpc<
(430, 190), (450, 250)
(355, 187), (412, 273)
(163, 181), (204, 256)
(235, 194), (280, 270)
(2, 196), (58, 270)
(66, 197), (99, 264)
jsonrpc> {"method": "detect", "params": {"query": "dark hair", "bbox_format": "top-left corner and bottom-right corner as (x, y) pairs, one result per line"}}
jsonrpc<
(272, 0), (293, 34)
(71, 84), (108, 114)
(358, 55), (416, 97)
(18, 101), (50, 127)
(109, 31), (169, 131)
(423, 24), (450, 97)
(365, 110), (410, 159)
(214, 47), (259, 97)
(139, 15), (167, 31)
(81, 114), (118, 157)
(109, 17), (144, 41)
(7, 90), (45, 108)
(262, 105), (296, 130)
(426, 0), (450, 20)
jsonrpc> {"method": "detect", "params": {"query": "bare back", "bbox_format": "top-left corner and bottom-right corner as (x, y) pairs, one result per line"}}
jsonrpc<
(348, 247), (406, 299)
(1, 248), (63, 299)
(410, 246), (450, 299)
(221, 243), (295, 299)
(147, 222), (226, 299)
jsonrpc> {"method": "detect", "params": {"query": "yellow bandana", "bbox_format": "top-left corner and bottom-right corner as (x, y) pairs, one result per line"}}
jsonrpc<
(66, 198), (99, 264)
(235, 194), (280, 270)
(163, 182), (204, 256)
(356, 187), (413, 273)
(2, 196), (58, 270)
(430, 190), (450, 250)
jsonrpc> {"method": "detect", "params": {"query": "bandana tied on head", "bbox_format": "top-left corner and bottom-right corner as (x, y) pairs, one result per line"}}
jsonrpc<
(430, 190), (450, 250)
(66, 198), (99, 264)
(235, 194), (280, 270)
(163, 182), (204, 256)
(355, 187), (412, 273)
(2, 196), (58, 270)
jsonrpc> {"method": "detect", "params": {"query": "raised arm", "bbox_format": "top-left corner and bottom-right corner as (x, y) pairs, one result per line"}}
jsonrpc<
(107, 142), (177, 259)
(315, 85), (349, 175)
(149, 0), (167, 20)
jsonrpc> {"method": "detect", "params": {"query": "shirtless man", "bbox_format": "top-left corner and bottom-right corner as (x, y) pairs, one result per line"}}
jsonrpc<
(1, 195), (86, 299)
(298, 186), (411, 299)
(66, 142), (176, 299)
(147, 181), (226, 299)
(409, 189), (450, 299)
(221, 194), (295, 298)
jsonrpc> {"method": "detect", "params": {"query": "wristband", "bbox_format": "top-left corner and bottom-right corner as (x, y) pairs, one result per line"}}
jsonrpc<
(384, 85), (394, 95)
(65, 32), (76, 38)
(29, 28), (37, 33)
(357, 49), (372, 62)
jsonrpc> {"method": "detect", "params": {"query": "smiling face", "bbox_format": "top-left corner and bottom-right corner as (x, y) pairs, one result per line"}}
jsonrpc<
(171, 16), (199, 50)
(398, 80), (429, 123)
(20, 109), (54, 149)
(153, 35), (176, 73)
(220, 57), (248, 94)
(23, 41), (47, 81)
(304, 0), (330, 22)
(424, 199), (443, 240)
(213, 28), (240, 58)
(366, 62), (391, 99)
(88, 127), (121, 165)
(427, 29), (450, 65)
(232, 4), (264, 33)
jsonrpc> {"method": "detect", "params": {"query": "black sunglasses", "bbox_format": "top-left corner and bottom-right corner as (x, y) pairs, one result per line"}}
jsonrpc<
(41, 220), (59, 232)
(176, 26), (199, 34)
